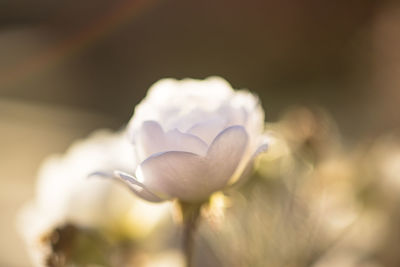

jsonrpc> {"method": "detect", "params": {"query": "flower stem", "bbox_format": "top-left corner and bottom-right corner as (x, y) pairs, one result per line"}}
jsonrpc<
(180, 202), (202, 267)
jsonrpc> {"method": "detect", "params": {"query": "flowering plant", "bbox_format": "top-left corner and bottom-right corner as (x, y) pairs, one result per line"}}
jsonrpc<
(17, 77), (400, 267)
(110, 77), (268, 203)
(19, 77), (270, 267)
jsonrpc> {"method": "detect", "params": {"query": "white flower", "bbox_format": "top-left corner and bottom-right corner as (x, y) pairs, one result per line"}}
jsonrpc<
(113, 77), (268, 203)
(18, 130), (169, 267)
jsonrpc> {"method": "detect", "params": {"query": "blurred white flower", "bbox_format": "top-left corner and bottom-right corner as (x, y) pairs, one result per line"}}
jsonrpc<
(18, 130), (170, 267)
(112, 77), (268, 203)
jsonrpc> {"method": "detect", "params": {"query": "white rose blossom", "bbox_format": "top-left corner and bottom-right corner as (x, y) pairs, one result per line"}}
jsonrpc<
(18, 130), (169, 267)
(110, 77), (268, 203)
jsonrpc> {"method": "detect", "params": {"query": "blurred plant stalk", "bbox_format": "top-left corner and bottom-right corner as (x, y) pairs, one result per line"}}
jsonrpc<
(178, 201), (204, 267)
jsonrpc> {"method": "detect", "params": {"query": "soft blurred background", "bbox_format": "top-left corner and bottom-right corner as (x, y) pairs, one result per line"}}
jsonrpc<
(1, 0), (400, 266)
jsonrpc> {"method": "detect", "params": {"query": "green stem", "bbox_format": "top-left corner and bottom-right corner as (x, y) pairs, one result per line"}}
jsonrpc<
(180, 202), (202, 267)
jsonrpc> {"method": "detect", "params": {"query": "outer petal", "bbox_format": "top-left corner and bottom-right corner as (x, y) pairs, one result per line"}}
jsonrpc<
(206, 125), (249, 188)
(137, 152), (208, 202)
(114, 171), (166, 202)
(136, 121), (208, 161)
(137, 125), (249, 202)
(90, 171), (165, 202)
(231, 142), (269, 187)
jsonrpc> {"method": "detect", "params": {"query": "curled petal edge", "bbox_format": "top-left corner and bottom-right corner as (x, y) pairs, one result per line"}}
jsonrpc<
(230, 142), (269, 187)
(89, 171), (165, 202)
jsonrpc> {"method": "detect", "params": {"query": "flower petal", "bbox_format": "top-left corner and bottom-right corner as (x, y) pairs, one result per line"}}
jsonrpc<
(90, 171), (164, 202)
(232, 142), (269, 187)
(206, 125), (249, 187)
(135, 121), (165, 160)
(165, 129), (208, 156)
(186, 117), (226, 144)
(137, 151), (209, 202)
(127, 77), (235, 135)
(137, 126), (249, 202)
(113, 171), (165, 202)
(136, 121), (208, 161)
(230, 90), (265, 136)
